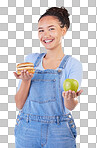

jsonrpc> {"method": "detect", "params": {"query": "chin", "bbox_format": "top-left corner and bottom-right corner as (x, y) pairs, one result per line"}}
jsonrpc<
(41, 41), (56, 50)
(44, 47), (55, 50)
(43, 44), (56, 50)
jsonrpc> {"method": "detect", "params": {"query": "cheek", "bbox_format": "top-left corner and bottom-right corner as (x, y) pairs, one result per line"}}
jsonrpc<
(52, 31), (61, 39)
(38, 33), (42, 41)
(56, 35), (62, 42)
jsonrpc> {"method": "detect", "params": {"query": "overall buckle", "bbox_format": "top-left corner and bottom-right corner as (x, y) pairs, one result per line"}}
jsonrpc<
(26, 114), (29, 123)
(56, 116), (60, 125)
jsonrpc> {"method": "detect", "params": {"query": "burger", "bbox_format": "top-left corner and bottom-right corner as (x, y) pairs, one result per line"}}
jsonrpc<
(16, 62), (35, 75)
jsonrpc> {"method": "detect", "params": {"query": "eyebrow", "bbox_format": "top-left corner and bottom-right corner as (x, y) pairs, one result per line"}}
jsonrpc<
(38, 25), (56, 30)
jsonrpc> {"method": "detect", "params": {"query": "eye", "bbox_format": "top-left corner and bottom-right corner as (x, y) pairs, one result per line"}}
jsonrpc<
(38, 30), (44, 32)
(49, 28), (55, 31)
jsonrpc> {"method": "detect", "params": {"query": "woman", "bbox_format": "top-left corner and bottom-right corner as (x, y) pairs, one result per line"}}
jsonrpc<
(13, 7), (83, 148)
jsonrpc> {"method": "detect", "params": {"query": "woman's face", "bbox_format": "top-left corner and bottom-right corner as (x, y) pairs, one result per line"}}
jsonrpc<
(38, 16), (66, 50)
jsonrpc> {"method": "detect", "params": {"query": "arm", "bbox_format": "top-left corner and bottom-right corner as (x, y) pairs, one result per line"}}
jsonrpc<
(15, 79), (31, 110)
(14, 70), (34, 110)
(62, 58), (83, 111)
(13, 53), (37, 110)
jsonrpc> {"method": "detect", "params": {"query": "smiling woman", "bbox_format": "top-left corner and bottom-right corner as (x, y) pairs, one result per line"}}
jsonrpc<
(14, 6), (83, 148)
(37, 16), (66, 63)
(38, 7), (70, 54)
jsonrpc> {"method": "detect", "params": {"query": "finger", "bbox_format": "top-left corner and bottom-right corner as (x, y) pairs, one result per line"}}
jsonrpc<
(76, 89), (83, 96)
(62, 91), (65, 97)
(79, 89), (83, 94)
(68, 90), (72, 99)
(65, 91), (69, 99)
(23, 70), (33, 80)
(13, 72), (20, 79)
(72, 91), (76, 98)
(23, 70), (27, 77)
(21, 70), (25, 78)
(62, 91), (66, 98)
(29, 73), (33, 78)
(24, 70), (31, 80)
(26, 71), (32, 79)
(13, 72), (17, 77)
(13, 72), (18, 76)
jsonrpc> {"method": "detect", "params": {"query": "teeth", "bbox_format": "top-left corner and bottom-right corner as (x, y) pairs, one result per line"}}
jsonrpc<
(44, 40), (53, 43)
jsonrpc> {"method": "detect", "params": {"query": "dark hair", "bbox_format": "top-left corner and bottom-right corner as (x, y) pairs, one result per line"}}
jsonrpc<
(38, 7), (70, 30)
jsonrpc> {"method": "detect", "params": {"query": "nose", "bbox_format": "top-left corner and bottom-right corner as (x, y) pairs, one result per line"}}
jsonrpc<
(43, 30), (50, 37)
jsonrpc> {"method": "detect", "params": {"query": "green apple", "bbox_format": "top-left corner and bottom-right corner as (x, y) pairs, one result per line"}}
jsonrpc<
(63, 79), (79, 92)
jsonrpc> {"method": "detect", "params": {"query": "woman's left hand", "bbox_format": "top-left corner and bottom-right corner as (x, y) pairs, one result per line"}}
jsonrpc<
(62, 89), (83, 100)
(62, 89), (83, 110)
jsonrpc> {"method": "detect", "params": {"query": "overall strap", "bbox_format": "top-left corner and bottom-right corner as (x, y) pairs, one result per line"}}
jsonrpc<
(34, 53), (46, 67)
(59, 55), (71, 69)
(34, 53), (71, 69)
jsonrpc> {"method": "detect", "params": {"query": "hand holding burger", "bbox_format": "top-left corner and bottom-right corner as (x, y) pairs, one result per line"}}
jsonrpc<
(13, 62), (35, 81)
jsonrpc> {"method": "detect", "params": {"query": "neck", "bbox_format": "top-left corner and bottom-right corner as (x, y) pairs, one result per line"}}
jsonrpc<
(45, 45), (65, 60)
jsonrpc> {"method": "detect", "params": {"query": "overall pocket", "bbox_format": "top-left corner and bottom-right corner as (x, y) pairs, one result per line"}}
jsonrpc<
(29, 79), (56, 103)
(66, 119), (77, 139)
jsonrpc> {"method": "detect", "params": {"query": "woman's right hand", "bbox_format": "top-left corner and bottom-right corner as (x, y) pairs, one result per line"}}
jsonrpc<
(13, 70), (34, 81)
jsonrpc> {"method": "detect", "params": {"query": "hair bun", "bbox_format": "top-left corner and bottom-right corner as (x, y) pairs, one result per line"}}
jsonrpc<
(60, 6), (70, 17)
(46, 7), (70, 18)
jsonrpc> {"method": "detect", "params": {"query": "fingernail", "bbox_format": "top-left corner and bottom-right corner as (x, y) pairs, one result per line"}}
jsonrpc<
(66, 91), (68, 94)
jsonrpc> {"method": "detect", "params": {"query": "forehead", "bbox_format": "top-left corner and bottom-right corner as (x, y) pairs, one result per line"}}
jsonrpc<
(38, 15), (60, 28)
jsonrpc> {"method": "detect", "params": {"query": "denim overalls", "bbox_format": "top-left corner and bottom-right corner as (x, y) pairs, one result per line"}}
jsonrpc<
(14, 53), (77, 148)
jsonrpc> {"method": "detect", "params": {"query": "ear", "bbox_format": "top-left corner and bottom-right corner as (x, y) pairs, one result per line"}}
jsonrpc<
(62, 26), (67, 36)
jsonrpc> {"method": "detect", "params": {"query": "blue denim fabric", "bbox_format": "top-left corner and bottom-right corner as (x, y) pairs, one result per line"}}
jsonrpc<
(14, 53), (77, 148)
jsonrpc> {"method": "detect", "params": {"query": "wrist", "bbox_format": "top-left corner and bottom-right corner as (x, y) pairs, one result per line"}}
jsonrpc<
(64, 97), (78, 111)
(22, 79), (31, 84)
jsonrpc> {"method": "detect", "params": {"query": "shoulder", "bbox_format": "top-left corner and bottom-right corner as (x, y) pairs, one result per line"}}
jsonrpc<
(67, 56), (82, 68)
(24, 53), (40, 63)
(65, 55), (83, 74)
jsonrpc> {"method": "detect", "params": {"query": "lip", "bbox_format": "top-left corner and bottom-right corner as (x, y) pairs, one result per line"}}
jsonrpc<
(43, 39), (54, 44)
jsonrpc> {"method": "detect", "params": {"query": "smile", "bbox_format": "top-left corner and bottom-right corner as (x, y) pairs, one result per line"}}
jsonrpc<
(43, 39), (54, 44)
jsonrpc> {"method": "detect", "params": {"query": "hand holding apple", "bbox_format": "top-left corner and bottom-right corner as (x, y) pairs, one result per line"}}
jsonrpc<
(62, 79), (83, 110)
(62, 89), (83, 111)
(62, 89), (83, 100)
(63, 78), (83, 99)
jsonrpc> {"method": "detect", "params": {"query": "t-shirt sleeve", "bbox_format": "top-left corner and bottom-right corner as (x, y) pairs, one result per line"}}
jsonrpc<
(16, 53), (39, 92)
(68, 58), (83, 91)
